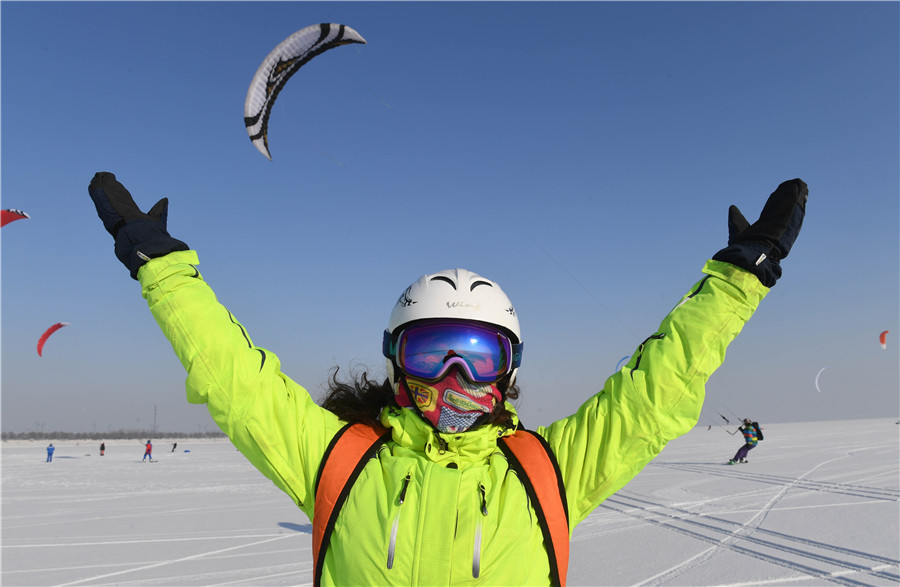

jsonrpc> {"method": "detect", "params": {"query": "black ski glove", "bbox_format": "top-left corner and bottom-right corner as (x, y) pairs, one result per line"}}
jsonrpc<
(712, 178), (808, 287)
(88, 172), (189, 279)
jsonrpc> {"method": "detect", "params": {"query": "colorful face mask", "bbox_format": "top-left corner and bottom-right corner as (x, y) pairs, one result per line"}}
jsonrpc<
(396, 367), (501, 433)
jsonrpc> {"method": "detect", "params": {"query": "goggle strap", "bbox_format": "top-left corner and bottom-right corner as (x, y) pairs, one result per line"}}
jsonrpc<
(511, 342), (524, 369)
(382, 330), (395, 359)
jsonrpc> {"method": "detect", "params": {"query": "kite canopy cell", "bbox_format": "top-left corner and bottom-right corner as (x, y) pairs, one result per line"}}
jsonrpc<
(37, 322), (70, 357)
(243, 23), (367, 160)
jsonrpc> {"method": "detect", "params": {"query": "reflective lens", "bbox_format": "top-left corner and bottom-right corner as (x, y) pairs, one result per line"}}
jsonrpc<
(385, 320), (522, 383)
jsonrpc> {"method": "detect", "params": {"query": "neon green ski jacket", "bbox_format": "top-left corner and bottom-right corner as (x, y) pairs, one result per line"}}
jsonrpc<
(139, 251), (767, 586)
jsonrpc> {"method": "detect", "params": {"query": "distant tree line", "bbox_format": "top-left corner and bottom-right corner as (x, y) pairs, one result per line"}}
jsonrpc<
(1, 429), (227, 441)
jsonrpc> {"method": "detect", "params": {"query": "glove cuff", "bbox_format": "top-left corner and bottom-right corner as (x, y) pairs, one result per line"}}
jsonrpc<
(114, 219), (189, 279)
(712, 242), (782, 288)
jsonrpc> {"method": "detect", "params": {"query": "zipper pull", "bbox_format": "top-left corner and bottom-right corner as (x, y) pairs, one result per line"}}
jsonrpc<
(479, 484), (488, 516)
(398, 473), (411, 505)
(436, 434), (449, 455)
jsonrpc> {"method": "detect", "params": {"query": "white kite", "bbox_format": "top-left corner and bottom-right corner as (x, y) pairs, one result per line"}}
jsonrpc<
(244, 23), (367, 160)
(814, 366), (827, 393)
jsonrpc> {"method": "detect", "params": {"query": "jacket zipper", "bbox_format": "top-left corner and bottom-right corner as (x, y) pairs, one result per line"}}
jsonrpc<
(473, 483), (488, 578)
(387, 473), (411, 570)
(631, 333), (667, 373)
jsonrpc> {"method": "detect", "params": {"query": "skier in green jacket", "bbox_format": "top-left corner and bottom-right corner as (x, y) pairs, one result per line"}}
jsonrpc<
(88, 172), (807, 586)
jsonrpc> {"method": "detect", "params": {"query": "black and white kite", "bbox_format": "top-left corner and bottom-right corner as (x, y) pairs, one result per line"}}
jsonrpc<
(244, 23), (367, 160)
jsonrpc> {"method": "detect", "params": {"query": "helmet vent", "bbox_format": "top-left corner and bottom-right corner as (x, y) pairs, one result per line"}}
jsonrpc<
(388, 269), (520, 343)
(430, 275), (457, 290)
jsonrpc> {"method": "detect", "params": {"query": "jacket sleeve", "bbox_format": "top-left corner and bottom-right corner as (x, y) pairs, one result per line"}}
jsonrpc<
(537, 260), (769, 528)
(138, 251), (345, 517)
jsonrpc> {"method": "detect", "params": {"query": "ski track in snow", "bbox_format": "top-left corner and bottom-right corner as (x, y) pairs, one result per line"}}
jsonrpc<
(4, 534), (314, 587)
(54, 535), (300, 586)
(585, 443), (899, 586)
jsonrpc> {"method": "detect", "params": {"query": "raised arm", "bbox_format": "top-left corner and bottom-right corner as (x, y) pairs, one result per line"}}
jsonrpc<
(538, 179), (808, 528)
(88, 172), (344, 515)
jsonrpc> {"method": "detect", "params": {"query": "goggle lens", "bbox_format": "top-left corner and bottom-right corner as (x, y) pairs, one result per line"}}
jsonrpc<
(385, 321), (522, 383)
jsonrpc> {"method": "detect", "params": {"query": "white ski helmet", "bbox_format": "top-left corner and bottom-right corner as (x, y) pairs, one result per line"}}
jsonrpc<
(385, 268), (522, 385)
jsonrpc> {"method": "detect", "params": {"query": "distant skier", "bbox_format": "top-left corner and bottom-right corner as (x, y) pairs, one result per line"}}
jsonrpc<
(142, 440), (152, 462)
(729, 418), (760, 464)
(100, 442), (105, 456)
(46, 443), (55, 462)
(171, 442), (177, 452)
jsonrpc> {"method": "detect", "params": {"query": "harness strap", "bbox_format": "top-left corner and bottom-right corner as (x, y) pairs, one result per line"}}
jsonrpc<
(312, 422), (390, 586)
(499, 429), (571, 587)
(312, 422), (569, 586)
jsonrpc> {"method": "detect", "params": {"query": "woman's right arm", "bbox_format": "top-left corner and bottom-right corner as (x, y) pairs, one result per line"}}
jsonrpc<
(138, 251), (345, 513)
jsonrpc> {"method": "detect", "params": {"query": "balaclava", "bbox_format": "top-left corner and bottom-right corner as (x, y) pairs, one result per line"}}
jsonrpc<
(394, 366), (501, 433)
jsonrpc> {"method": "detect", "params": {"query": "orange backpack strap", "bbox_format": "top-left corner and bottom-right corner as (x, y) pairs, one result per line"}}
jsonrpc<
(312, 422), (390, 587)
(499, 428), (570, 587)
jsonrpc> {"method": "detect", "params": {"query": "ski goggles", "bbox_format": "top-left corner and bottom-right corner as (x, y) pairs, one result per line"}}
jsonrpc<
(383, 320), (523, 384)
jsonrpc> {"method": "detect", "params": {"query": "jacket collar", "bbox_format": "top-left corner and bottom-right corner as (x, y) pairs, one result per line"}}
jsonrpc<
(380, 404), (520, 466)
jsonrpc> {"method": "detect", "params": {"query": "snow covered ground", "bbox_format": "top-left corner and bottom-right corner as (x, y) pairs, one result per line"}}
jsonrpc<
(3, 418), (898, 586)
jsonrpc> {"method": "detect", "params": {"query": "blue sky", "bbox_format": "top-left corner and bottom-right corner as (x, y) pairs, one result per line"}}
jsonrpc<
(2, 1), (897, 434)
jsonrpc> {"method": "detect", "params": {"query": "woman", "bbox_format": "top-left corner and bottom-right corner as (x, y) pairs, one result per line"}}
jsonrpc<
(88, 172), (806, 585)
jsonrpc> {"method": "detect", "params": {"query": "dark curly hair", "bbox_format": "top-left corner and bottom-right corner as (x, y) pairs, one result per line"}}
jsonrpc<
(320, 366), (521, 429)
